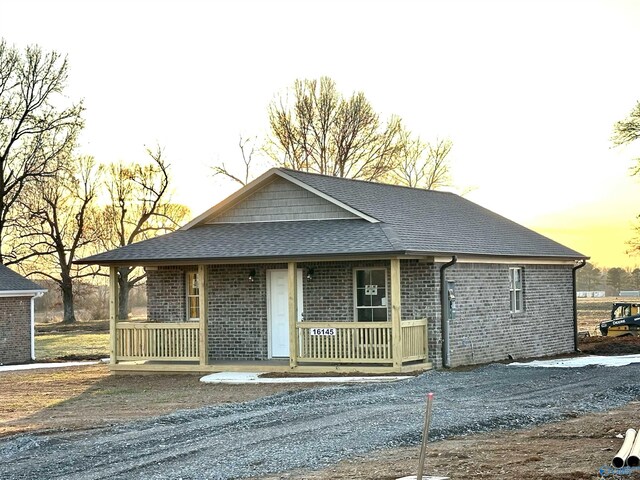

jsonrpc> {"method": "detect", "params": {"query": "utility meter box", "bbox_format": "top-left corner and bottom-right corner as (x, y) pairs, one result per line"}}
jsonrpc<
(447, 281), (456, 319)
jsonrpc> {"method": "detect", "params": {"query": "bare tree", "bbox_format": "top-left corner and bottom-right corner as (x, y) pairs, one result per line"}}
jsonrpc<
(613, 100), (640, 174)
(392, 137), (452, 189)
(101, 146), (189, 319)
(613, 100), (640, 255)
(0, 40), (84, 264)
(265, 77), (405, 181)
(16, 155), (102, 323)
(613, 101), (640, 149)
(212, 78), (453, 192)
(211, 135), (259, 187)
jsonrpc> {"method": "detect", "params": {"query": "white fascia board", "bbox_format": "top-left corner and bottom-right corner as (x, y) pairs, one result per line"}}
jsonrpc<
(433, 255), (579, 265)
(0, 289), (47, 298)
(31, 296), (35, 361)
(274, 170), (379, 223)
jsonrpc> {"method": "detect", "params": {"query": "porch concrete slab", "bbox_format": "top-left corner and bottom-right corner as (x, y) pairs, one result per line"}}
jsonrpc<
(200, 371), (413, 384)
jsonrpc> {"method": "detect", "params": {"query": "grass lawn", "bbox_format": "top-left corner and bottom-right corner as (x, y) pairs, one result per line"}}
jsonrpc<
(35, 332), (109, 361)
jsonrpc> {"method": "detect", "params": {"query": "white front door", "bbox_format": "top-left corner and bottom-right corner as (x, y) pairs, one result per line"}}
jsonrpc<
(268, 269), (303, 358)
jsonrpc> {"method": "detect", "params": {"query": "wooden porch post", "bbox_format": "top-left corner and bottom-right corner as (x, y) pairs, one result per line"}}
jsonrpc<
(288, 261), (298, 368)
(109, 266), (119, 365)
(390, 258), (402, 370)
(198, 264), (209, 366)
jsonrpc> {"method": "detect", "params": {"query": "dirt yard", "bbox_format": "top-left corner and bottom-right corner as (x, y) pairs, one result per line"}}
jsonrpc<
(1, 335), (640, 479)
(0, 365), (314, 437)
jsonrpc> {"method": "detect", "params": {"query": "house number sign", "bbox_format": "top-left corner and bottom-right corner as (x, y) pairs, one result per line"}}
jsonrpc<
(365, 285), (378, 295)
(309, 328), (336, 336)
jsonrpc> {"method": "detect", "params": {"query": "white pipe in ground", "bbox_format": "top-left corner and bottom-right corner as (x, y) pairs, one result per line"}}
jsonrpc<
(626, 429), (640, 467)
(613, 429), (637, 468)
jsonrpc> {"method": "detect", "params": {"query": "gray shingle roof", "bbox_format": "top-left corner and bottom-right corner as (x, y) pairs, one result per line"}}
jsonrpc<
(0, 264), (45, 292)
(80, 220), (400, 264)
(79, 168), (586, 265)
(281, 169), (586, 258)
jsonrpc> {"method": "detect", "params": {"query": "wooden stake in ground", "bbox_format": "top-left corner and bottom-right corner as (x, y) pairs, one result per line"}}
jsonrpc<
(416, 392), (434, 479)
(396, 393), (448, 480)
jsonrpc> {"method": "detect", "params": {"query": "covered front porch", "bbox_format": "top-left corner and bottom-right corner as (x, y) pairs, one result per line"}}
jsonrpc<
(107, 259), (432, 374)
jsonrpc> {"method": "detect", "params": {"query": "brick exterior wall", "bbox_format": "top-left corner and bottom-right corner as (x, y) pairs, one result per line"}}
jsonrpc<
(207, 264), (277, 360)
(302, 260), (391, 322)
(206, 261), (391, 360)
(146, 267), (188, 322)
(0, 296), (32, 365)
(400, 259), (438, 321)
(430, 262), (575, 368)
(399, 260), (441, 364)
(145, 260), (575, 368)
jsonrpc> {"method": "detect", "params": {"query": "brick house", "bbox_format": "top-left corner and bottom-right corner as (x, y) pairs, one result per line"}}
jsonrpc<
(0, 265), (46, 365)
(79, 168), (587, 373)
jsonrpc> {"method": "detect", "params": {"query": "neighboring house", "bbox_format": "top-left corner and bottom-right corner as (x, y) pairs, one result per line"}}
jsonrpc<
(0, 265), (46, 365)
(79, 168), (587, 373)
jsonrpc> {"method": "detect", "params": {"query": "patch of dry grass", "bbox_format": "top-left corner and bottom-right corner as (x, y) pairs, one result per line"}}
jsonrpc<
(35, 333), (109, 361)
(577, 297), (616, 335)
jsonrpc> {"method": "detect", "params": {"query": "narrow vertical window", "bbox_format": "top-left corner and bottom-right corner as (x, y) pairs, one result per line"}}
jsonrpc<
(509, 267), (523, 313)
(354, 268), (388, 321)
(186, 271), (200, 321)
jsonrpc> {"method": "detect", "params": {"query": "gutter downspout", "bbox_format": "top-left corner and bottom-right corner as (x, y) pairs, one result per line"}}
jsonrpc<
(30, 296), (36, 361)
(31, 292), (45, 361)
(572, 259), (586, 352)
(440, 256), (457, 368)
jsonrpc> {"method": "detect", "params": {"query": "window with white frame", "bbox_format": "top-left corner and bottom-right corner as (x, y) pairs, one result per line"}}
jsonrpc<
(354, 268), (388, 321)
(509, 267), (523, 313)
(186, 271), (200, 321)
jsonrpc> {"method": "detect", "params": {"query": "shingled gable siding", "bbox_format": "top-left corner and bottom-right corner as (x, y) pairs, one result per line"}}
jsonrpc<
(429, 263), (574, 368)
(0, 297), (31, 364)
(208, 176), (359, 223)
(146, 267), (188, 322)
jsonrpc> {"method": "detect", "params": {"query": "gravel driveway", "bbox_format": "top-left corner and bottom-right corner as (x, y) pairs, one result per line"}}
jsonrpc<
(2, 363), (640, 480)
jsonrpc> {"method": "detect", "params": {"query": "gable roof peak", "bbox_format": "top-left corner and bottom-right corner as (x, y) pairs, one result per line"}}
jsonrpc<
(182, 167), (379, 230)
(276, 167), (457, 196)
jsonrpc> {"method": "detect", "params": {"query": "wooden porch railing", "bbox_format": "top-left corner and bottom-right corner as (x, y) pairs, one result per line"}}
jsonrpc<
(113, 319), (426, 365)
(115, 322), (200, 361)
(401, 319), (428, 361)
(296, 319), (427, 364)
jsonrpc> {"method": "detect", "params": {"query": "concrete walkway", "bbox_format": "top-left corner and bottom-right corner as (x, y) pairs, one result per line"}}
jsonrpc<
(200, 371), (413, 384)
(510, 353), (640, 368)
(0, 360), (104, 373)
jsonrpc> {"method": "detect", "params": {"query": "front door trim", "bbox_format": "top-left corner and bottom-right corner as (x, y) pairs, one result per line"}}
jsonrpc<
(267, 269), (303, 358)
